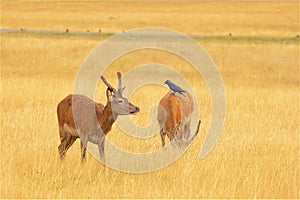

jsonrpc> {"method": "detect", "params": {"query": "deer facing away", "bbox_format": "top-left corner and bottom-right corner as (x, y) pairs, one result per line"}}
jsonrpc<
(57, 72), (140, 162)
(157, 89), (200, 148)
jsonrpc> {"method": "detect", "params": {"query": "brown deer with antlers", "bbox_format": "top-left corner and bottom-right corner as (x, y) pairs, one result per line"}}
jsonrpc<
(57, 72), (140, 162)
(157, 89), (200, 148)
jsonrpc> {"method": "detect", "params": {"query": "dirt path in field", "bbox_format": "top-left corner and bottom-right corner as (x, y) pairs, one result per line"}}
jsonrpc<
(1, 28), (299, 44)
(0, 28), (98, 35)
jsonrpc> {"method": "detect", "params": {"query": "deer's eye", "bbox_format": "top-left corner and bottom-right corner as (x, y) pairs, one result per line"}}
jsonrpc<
(118, 99), (124, 104)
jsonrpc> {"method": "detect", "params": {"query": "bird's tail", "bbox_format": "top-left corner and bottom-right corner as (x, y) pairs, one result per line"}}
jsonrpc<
(180, 91), (186, 97)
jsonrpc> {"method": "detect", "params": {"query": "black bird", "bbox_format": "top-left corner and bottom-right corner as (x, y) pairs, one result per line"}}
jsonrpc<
(164, 80), (186, 97)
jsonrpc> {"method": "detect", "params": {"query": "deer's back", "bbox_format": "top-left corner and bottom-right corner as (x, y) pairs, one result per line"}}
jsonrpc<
(57, 94), (104, 132)
(157, 93), (182, 134)
(175, 91), (194, 123)
(157, 91), (194, 133)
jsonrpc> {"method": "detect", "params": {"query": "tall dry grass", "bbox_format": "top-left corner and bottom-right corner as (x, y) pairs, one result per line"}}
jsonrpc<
(1, 1), (299, 36)
(1, 0), (299, 198)
(1, 33), (299, 198)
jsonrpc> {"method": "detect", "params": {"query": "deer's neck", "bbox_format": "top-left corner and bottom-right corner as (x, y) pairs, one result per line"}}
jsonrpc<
(97, 103), (116, 134)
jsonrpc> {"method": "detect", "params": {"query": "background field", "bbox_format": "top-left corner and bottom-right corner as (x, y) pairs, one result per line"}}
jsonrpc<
(1, 0), (299, 199)
(1, 0), (299, 36)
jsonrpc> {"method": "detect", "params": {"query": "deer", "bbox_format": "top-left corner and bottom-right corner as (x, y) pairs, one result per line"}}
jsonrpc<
(157, 89), (201, 148)
(57, 72), (140, 162)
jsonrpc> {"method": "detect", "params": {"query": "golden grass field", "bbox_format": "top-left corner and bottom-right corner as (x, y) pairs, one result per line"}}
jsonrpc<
(1, 0), (299, 36)
(1, 0), (299, 199)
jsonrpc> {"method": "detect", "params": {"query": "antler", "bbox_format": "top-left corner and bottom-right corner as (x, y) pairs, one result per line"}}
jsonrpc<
(117, 72), (123, 95)
(100, 75), (117, 93)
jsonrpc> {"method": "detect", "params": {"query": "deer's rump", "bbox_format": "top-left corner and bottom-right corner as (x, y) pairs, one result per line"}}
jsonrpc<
(157, 91), (194, 134)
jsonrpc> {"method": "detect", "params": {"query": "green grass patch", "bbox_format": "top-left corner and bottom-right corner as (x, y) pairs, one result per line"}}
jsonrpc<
(1, 31), (299, 44)
(192, 34), (300, 44)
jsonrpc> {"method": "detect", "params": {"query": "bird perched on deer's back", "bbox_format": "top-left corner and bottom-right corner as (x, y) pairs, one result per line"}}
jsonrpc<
(164, 80), (186, 97)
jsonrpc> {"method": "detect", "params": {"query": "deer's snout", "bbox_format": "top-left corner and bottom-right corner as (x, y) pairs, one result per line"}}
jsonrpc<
(129, 103), (140, 114)
(135, 106), (140, 112)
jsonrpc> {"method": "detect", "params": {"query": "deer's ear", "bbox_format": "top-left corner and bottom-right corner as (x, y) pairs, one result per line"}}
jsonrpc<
(106, 88), (113, 101)
(173, 121), (182, 131)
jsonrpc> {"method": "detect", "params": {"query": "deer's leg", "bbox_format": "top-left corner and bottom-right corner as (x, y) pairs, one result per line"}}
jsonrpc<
(58, 126), (68, 159)
(98, 136), (105, 163)
(80, 140), (87, 162)
(160, 129), (166, 148)
(65, 137), (77, 152)
(58, 136), (77, 160)
(166, 132), (174, 141)
(167, 133), (178, 148)
(58, 138), (67, 159)
(184, 121), (191, 140)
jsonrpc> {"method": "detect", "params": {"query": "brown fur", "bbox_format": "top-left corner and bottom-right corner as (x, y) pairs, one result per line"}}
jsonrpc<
(57, 73), (139, 162)
(157, 90), (200, 147)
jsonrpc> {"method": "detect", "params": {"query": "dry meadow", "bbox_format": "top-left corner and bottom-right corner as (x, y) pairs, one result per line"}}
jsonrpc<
(1, 0), (299, 199)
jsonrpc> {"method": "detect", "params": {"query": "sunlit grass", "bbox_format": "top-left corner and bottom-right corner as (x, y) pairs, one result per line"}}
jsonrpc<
(1, 1), (299, 36)
(1, 0), (299, 198)
(1, 32), (299, 198)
